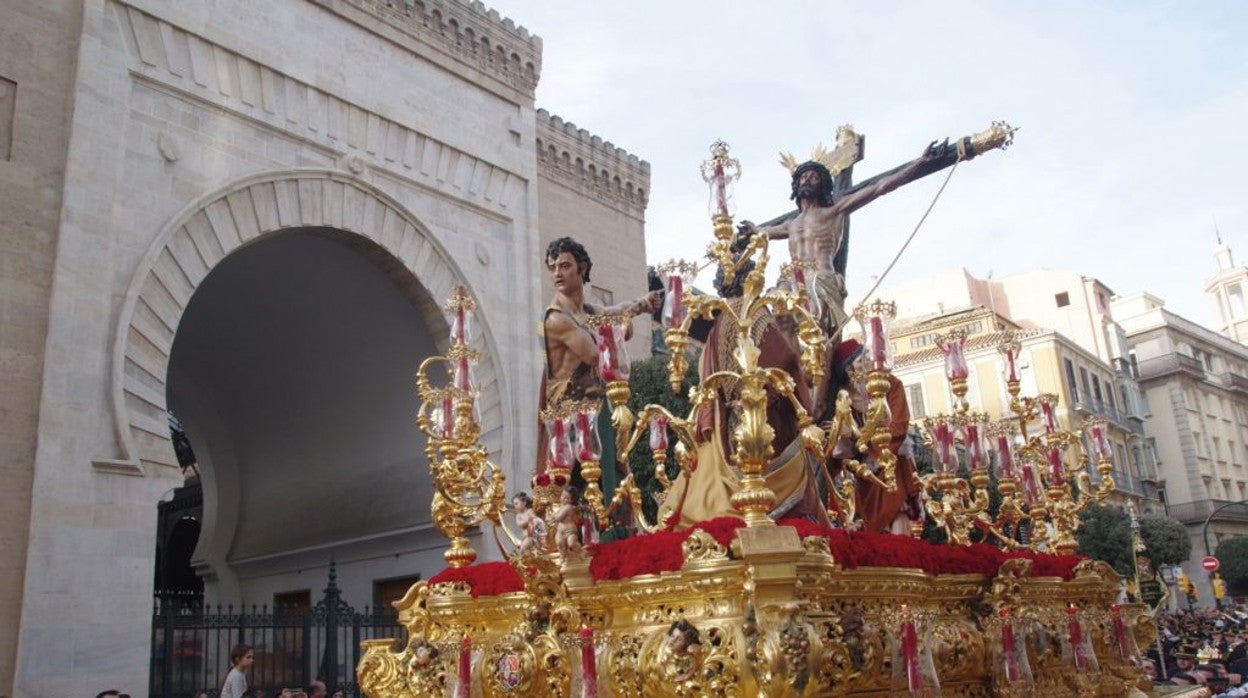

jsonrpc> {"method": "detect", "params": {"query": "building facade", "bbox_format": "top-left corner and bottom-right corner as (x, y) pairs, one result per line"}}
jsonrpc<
(0, 0), (650, 694)
(1115, 291), (1248, 603)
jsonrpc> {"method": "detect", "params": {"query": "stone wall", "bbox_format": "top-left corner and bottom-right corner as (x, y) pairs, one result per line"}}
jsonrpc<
(0, 1), (84, 694)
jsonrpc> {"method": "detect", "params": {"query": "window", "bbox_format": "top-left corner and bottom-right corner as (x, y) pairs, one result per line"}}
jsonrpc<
(1055, 292), (1070, 307)
(906, 383), (926, 419)
(1092, 376), (1103, 404)
(274, 589), (311, 615)
(1231, 283), (1247, 316)
(909, 333), (936, 349)
(1079, 367), (1092, 404)
(374, 575), (422, 615)
(1064, 358), (1079, 402)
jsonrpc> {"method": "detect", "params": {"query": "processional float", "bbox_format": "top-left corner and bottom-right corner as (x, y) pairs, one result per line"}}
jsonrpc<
(358, 125), (1161, 697)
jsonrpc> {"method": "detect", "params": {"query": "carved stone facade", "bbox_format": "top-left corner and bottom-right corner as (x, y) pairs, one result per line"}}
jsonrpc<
(0, 0), (650, 694)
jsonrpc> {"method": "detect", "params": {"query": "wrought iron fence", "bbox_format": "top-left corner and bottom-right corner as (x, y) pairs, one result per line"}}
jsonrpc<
(150, 566), (405, 698)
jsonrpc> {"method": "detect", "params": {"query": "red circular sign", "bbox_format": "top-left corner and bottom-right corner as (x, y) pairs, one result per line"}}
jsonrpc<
(1203, 556), (1221, 572)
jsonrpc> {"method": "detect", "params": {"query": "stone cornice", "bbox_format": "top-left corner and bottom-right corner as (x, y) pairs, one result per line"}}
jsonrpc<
(111, 1), (528, 216)
(313, 0), (541, 103)
(536, 109), (650, 219)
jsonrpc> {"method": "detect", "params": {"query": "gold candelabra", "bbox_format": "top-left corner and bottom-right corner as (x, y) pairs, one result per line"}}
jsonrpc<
(413, 286), (507, 568)
(919, 329), (1118, 553)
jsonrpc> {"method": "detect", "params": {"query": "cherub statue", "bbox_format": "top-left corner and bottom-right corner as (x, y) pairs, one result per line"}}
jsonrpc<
(513, 492), (548, 555)
(547, 486), (582, 555)
(666, 619), (704, 682)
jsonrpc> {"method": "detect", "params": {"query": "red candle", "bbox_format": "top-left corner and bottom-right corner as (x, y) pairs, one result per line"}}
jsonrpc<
(1040, 400), (1056, 434)
(663, 274), (685, 328)
(575, 410), (599, 462)
(941, 337), (968, 381)
(1021, 463), (1040, 505)
(452, 305), (468, 344)
(1003, 345), (1019, 383)
(900, 607), (922, 694)
(1111, 605), (1130, 663)
(1047, 446), (1065, 485)
(649, 416), (669, 452)
(995, 434), (1015, 478)
(713, 161), (728, 216)
(869, 316), (888, 371)
(455, 355), (474, 392)
(1090, 423), (1109, 461)
(580, 625), (598, 698)
(1000, 609), (1019, 683)
(550, 418), (572, 469)
(597, 324), (620, 382)
(456, 634), (472, 698)
(934, 422), (955, 474)
(441, 392), (455, 439)
(1067, 606), (1086, 671)
(966, 422), (983, 470)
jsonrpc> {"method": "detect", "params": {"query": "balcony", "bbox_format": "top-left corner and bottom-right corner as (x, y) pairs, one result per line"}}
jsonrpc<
(1225, 371), (1248, 395)
(1072, 398), (1142, 434)
(1164, 498), (1248, 525)
(1135, 353), (1205, 382)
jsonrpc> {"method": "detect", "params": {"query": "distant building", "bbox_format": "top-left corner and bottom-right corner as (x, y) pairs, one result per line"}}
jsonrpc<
(1114, 290), (1248, 599)
(1205, 241), (1248, 345)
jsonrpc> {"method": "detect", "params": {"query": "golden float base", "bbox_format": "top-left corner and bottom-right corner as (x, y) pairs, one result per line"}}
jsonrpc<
(358, 523), (1155, 697)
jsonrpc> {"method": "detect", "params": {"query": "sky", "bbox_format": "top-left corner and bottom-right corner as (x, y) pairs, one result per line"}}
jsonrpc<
(487, 1), (1248, 328)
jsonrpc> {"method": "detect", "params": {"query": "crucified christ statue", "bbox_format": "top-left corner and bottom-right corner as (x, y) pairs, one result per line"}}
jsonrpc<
(737, 122), (1015, 417)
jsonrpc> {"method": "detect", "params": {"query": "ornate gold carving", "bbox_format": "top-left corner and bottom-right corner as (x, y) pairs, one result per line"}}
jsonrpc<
(682, 530), (730, 564)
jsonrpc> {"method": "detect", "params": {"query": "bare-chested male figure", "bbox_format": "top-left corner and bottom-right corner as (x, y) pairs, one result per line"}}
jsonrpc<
(538, 237), (660, 491)
(734, 141), (944, 421)
(739, 141), (944, 339)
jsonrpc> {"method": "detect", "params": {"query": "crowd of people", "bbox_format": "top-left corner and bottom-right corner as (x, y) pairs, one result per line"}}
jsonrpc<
(1144, 606), (1248, 696)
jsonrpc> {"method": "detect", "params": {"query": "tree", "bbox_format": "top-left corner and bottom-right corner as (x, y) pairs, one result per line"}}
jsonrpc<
(1138, 515), (1191, 567)
(1075, 504), (1133, 576)
(1216, 536), (1248, 590)
(617, 354), (698, 529)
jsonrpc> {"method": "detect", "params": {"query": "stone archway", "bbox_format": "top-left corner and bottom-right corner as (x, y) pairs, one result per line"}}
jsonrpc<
(97, 169), (506, 477)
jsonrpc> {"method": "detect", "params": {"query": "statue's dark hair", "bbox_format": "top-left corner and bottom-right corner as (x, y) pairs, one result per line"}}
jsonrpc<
(546, 237), (592, 282)
(563, 485), (581, 504)
(669, 618), (701, 644)
(713, 259), (756, 299)
(790, 161), (835, 207)
(513, 492), (533, 507)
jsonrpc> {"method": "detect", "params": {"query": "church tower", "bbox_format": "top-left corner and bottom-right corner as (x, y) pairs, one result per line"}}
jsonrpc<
(1204, 236), (1248, 343)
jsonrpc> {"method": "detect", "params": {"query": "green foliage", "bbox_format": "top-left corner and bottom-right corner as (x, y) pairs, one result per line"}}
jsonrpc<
(625, 354), (699, 523)
(1138, 515), (1191, 567)
(1216, 536), (1248, 588)
(1075, 504), (1134, 576)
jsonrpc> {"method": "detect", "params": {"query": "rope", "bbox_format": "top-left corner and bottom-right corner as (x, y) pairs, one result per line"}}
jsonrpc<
(851, 155), (961, 314)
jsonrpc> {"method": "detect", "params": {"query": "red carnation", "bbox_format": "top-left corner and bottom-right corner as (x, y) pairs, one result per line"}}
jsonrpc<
(554, 474), (567, 486)
(534, 473), (551, 487)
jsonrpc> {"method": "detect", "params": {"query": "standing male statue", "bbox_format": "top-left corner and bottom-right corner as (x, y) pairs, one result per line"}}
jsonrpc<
(537, 237), (661, 495)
